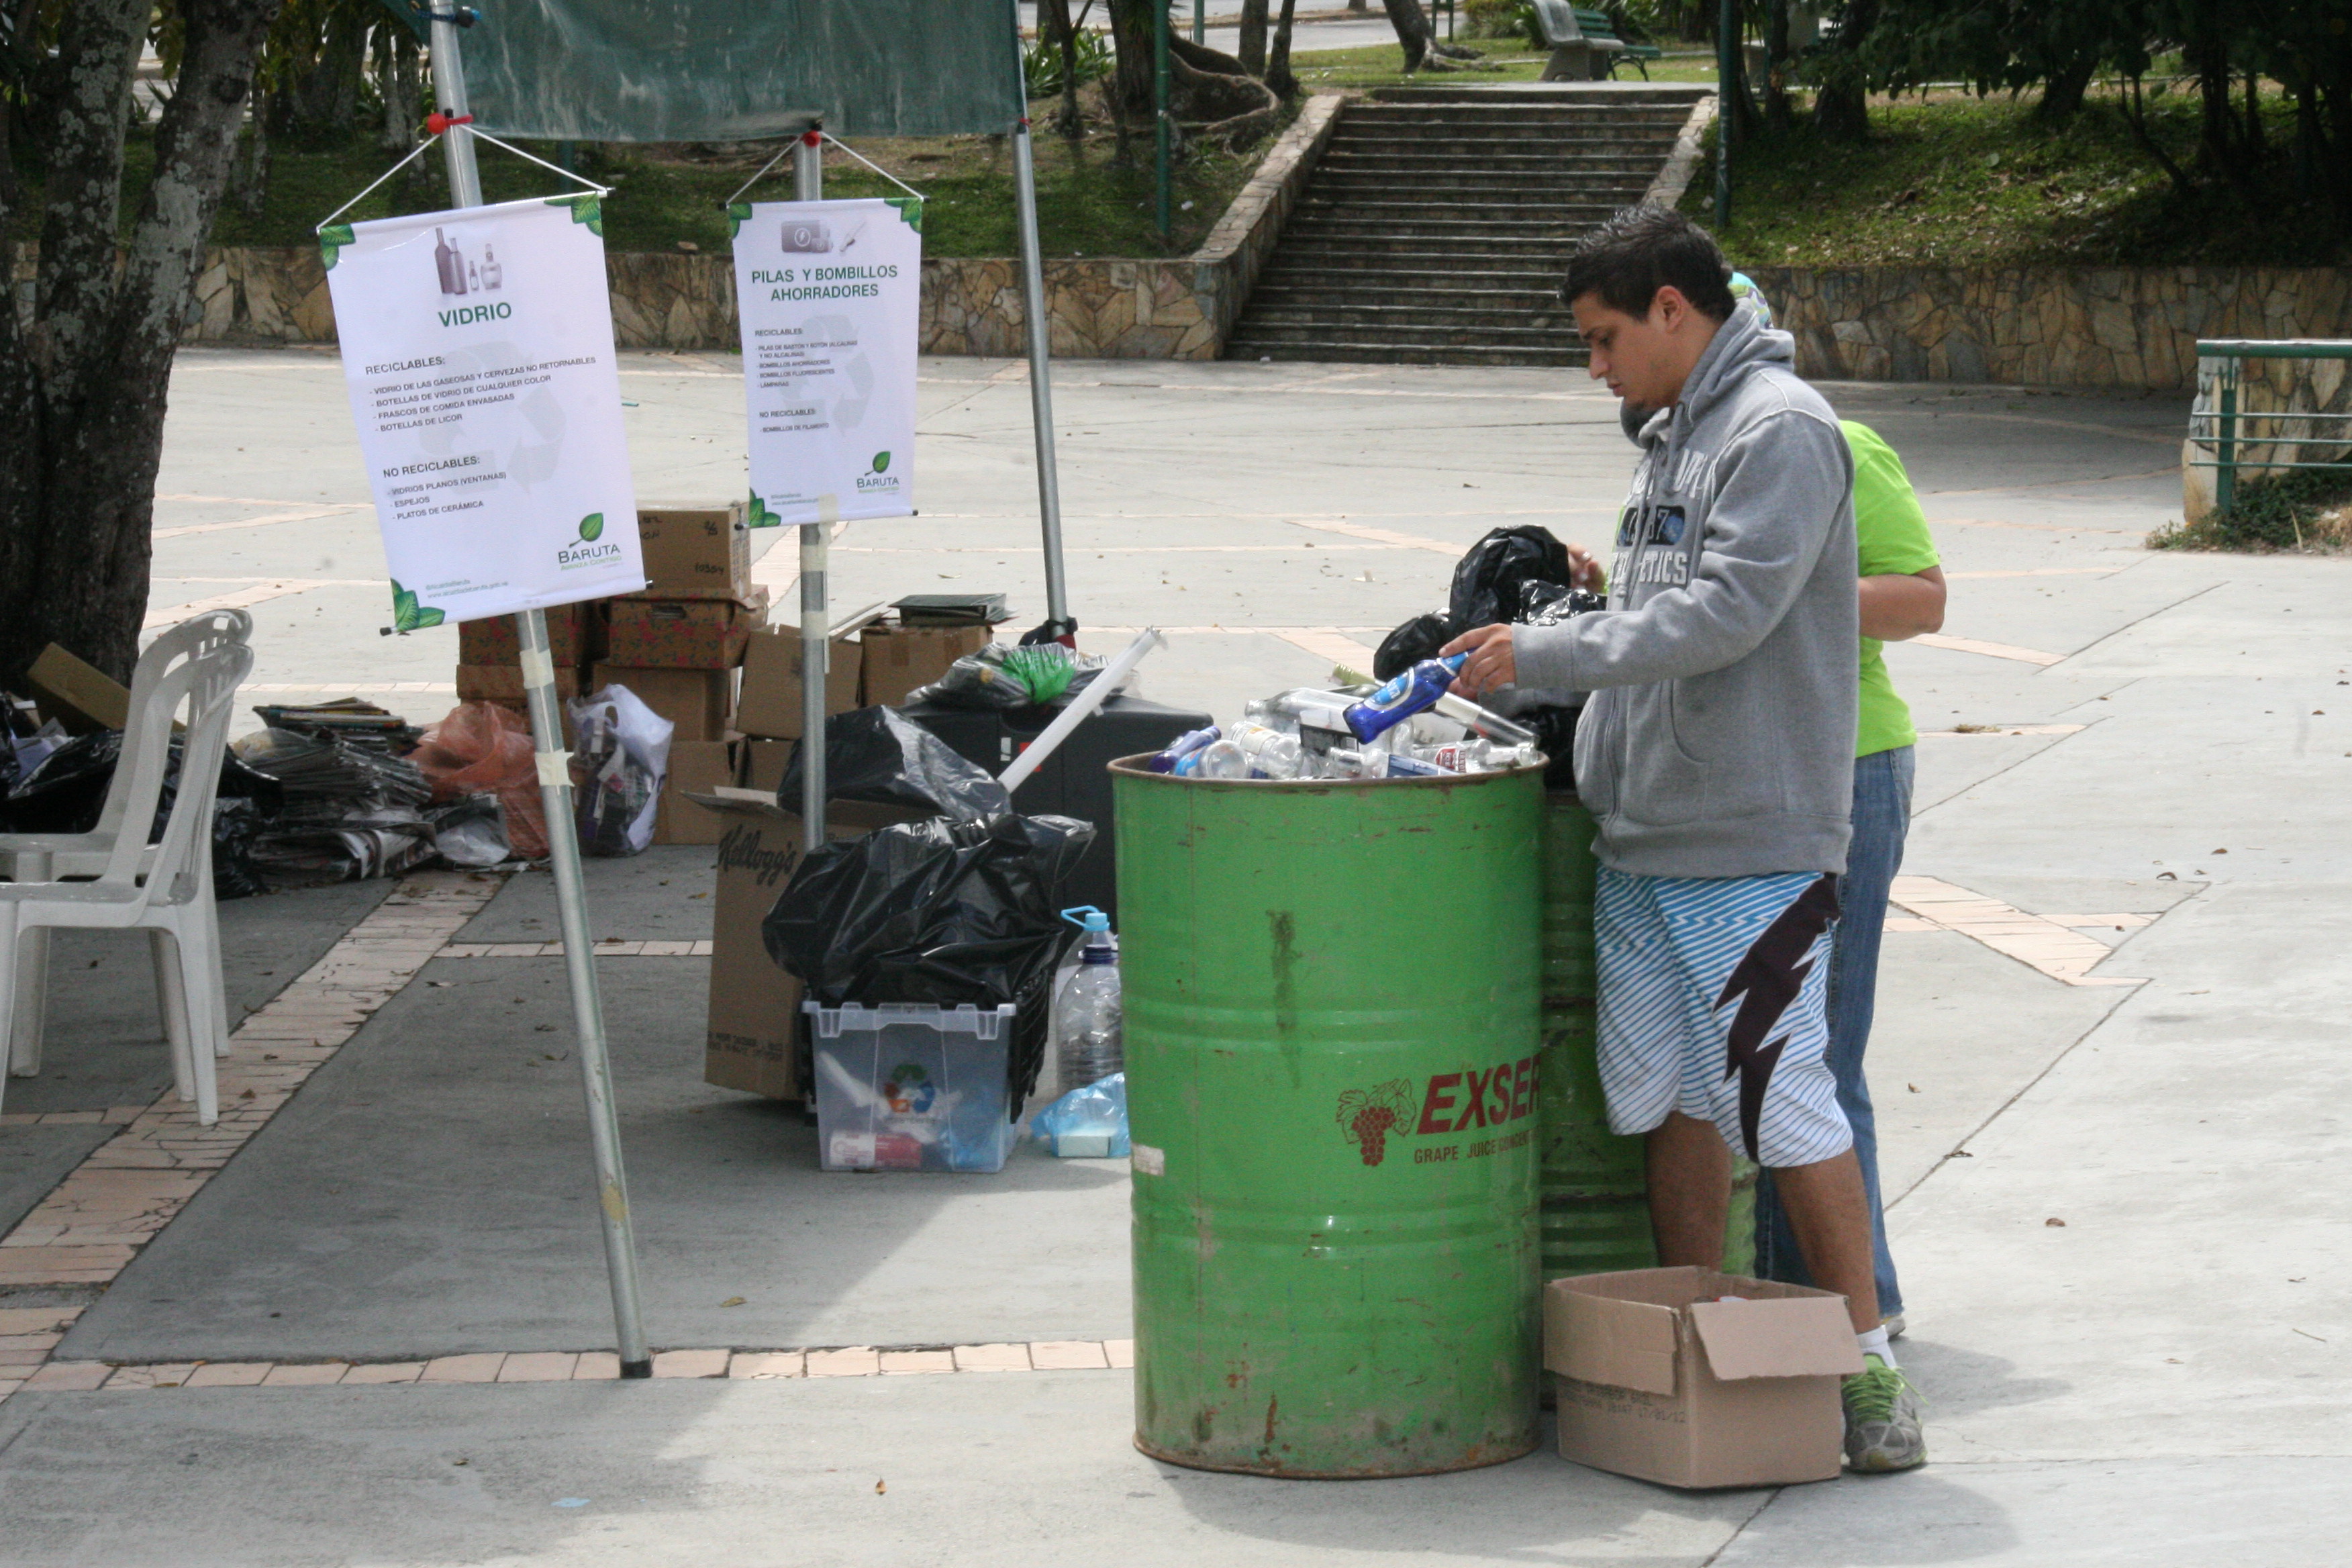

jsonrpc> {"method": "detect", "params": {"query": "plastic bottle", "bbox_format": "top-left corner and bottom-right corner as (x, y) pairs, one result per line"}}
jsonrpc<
(1328, 748), (1447, 779)
(1228, 722), (1303, 779)
(1342, 656), (1469, 742)
(1186, 738), (1250, 779)
(1147, 724), (1220, 773)
(1055, 907), (1124, 1091)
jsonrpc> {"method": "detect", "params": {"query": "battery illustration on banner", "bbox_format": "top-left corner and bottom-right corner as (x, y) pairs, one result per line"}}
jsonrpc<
(731, 195), (922, 528)
(779, 219), (832, 253)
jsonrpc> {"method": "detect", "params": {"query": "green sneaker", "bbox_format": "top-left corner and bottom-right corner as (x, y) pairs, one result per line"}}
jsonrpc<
(1843, 1354), (1926, 1473)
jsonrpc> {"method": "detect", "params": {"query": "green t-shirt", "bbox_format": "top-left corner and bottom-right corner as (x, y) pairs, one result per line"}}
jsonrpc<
(1843, 420), (1939, 758)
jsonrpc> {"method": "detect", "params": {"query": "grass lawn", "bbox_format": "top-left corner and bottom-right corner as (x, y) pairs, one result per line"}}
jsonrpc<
(19, 97), (1287, 260)
(1683, 89), (2349, 270)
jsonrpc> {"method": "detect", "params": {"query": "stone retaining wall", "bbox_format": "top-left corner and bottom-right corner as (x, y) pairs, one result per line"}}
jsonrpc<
(153, 94), (1351, 362)
(1747, 266), (2352, 391)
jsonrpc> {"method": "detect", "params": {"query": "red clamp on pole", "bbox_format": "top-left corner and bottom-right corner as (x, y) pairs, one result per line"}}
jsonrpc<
(801, 129), (821, 147)
(426, 110), (475, 135)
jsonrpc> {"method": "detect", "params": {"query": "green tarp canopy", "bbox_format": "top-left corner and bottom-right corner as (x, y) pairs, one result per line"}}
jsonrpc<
(392, 0), (1025, 142)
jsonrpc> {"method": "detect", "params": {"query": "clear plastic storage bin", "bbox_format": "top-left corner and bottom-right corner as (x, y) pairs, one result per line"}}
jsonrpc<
(804, 1001), (1020, 1173)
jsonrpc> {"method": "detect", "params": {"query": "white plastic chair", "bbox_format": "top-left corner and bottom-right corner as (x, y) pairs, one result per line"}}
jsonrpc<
(1, 611), (252, 1098)
(0, 632), (254, 1124)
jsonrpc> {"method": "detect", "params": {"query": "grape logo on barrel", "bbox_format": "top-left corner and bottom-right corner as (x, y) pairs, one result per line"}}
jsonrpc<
(1336, 1081), (1416, 1166)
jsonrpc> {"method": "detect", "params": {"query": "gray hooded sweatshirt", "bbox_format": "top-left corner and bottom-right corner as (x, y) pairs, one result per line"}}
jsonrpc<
(1511, 303), (1857, 879)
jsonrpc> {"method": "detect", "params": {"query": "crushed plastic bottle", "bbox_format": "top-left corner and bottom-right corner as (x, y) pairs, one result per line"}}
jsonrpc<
(1146, 724), (1220, 773)
(1032, 1073), (1129, 1159)
(1055, 906), (1124, 1091)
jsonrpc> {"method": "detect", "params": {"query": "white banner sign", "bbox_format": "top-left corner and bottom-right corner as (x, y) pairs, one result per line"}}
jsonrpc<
(322, 194), (644, 630)
(730, 196), (922, 528)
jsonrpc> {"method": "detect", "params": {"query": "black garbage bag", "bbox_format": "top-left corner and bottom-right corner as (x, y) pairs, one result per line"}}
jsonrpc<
(1373, 611), (1458, 681)
(777, 706), (1010, 824)
(1520, 581), (1608, 624)
(211, 797), (271, 900)
(1449, 525), (1575, 630)
(763, 811), (1097, 1110)
(0, 732), (125, 834)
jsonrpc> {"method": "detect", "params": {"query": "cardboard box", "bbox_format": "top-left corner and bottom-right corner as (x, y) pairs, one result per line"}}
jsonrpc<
(859, 622), (990, 707)
(26, 644), (132, 734)
(456, 664), (581, 705)
(605, 593), (768, 669)
(652, 740), (736, 846)
(697, 790), (929, 1102)
(456, 602), (593, 669)
(590, 664), (732, 742)
(734, 626), (863, 740)
(736, 738), (793, 794)
(1545, 1267), (1863, 1489)
(632, 507), (750, 602)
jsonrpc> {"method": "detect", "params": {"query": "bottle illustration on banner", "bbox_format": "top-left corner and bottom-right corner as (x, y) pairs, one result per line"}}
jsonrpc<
(434, 228), (467, 295)
(468, 259), (481, 292)
(479, 244), (502, 290)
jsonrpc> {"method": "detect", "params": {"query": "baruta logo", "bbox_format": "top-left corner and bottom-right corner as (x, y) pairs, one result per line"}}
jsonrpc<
(556, 512), (622, 569)
(855, 449), (899, 492)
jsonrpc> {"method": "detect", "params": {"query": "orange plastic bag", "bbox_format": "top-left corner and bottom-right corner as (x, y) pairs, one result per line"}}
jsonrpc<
(411, 701), (548, 860)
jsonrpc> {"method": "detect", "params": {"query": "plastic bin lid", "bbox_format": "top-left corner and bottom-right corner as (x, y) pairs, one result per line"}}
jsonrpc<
(802, 1001), (1020, 1040)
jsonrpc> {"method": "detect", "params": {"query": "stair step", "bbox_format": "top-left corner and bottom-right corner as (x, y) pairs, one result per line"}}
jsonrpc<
(1244, 304), (1584, 333)
(1228, 340), (1594, 368)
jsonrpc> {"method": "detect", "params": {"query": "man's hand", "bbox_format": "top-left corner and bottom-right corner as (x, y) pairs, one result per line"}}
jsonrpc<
(1440, 622), (1516, 699)
(1562, 543), (1606, 592)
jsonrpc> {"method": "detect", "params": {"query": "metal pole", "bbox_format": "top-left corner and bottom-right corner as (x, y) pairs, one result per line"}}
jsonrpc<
(2216, 360), (2239, 513)
(1713, 0), (1733, 227)
(1192, 0), (1204, 44)
(1155, 0), (1173, 241)
(793, 128), (831, 854)
(430, 10), (651, 1379)
(1012, 121), (1073, 640)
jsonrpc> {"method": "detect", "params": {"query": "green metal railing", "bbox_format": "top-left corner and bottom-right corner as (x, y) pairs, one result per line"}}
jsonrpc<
(2190, 340), (2352, 512)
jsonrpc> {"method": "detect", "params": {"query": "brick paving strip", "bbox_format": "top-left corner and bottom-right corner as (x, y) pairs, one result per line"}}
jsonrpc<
(8, 1326), (1134, 1393)
(0, 872), (499, 1402)
(1887, 875), (2149, 987)
(0, 868), (1136, 1404)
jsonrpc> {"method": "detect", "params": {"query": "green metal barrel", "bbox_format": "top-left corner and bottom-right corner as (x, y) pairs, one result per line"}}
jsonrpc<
(1538, 791), (1761, 1279)
(1114, 760), (1545, 1478)
(1536, 793), (1657, 1280)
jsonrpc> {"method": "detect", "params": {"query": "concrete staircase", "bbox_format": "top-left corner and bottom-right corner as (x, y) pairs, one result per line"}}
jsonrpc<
(1226, 84), (1712, 367)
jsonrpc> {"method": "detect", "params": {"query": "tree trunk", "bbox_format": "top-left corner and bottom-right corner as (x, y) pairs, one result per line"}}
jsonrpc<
(1381, 0), (1434, 71)
(1108, 0), (1159, 126)
(1763, 0), (1791, 130)
(1238, 0), (1269, 76)
(1811, 0), (1875, 142)
(0, 0), (285, 687)
(1040, 0), (1085, 136)
(1267, 0), (1302, 97)
(2034, 53), (2096, 122)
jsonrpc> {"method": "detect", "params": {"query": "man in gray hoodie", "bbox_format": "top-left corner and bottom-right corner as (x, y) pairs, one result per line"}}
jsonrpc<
(1444, 207), (1924, 1472)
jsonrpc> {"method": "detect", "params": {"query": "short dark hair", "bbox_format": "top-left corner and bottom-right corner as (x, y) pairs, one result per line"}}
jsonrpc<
(1559, 206), (1734, 322)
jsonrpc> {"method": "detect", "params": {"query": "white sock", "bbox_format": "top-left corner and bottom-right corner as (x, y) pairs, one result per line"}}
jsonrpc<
(1856, 1325), (1895, 1368)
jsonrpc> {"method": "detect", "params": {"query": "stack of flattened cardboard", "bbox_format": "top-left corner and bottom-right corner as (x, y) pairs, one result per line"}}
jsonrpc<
(586, 507), (765, 846)
(1544, 1267), (1863, 1487)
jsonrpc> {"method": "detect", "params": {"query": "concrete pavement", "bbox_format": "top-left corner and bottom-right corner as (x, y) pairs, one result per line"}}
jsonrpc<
(3, 347), (2343, 1563)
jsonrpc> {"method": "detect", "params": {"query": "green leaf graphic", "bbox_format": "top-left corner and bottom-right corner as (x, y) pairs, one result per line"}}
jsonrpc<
(317, 223), (356, 271)
(389, 580), (446, 631)
(871, 451), (891, 474)
(885, 197), (924, 233)
(727, 202), (754, 240)
(579, 513), (605, 542)
(548, 193), (604, 235)
(746, 491), (783, 529)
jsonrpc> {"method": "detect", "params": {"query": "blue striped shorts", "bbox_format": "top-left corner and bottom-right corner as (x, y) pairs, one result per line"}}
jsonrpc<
(1594, 865), (1854, 1169)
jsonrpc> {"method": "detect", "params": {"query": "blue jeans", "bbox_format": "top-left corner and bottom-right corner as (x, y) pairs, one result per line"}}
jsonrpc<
(1754, 744), (1911, 1319)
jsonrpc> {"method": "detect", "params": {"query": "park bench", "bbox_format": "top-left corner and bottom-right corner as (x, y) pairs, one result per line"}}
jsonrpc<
(1532, 0), (1662, 81)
